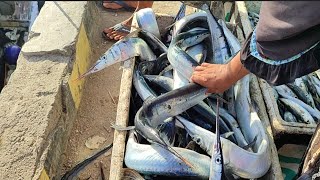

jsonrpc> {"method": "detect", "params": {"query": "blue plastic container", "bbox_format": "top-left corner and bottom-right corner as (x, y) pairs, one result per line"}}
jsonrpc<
(4, 45), (21, 65)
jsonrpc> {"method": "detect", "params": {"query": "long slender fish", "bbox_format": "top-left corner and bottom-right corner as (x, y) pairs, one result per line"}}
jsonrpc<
(173, 28), (210, 50)
(144, 75), (174, 91)
(209, 99), (223, 180)
(176, 114), (270, 179)
(288, 78), (316, 108)
(173, 43), (208, 90)
(76, 37), (156, 80)
(217, 19), (241, 58)
(125, 131), (210, 178)
(168, 45), (199, 80)
(279, 98), (316, 124)
(276, 88), (320, 121)
(135, 107), (193, 168)
(135, 8), (160, 39)
(274, 85), (298, 99)
(200, 3), (230, 64)
(145, 74), (236, 139)
(142, 83), (208, 128)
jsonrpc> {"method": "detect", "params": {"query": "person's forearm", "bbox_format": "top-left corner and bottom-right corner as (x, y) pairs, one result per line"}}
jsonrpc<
(226, 52), (250, 84)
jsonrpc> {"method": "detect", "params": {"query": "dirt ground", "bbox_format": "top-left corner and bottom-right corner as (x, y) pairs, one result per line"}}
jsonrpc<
(59, 1), (195, 180)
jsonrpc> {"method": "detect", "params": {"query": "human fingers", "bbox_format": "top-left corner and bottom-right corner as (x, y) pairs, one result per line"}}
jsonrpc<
(200, 62), (212, 67)
(194, 66), (207, 71)
(190, 74), (208, 85)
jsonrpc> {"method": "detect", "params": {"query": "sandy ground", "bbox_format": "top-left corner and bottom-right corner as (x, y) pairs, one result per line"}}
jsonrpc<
(59, 1), (195, 180)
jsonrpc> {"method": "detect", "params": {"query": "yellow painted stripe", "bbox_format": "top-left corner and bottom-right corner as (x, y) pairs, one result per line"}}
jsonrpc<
(68, 23), (91, 109)
(39, 169), (50, 180)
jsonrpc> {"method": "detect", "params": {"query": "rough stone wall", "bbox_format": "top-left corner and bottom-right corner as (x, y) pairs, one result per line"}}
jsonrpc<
(0, 2), (88, 179)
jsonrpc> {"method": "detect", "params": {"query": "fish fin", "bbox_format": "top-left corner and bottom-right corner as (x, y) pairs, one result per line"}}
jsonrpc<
(110, 123), (135, 131)
(242, 135), (257, 150)
(221, 132), (234, 139)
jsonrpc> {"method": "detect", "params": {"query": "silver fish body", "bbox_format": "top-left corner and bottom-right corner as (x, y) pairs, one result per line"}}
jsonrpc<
(142, 83), (208, 128)
(201, 4), (230, 64)
(135, 8), (160, 39)
(290, 78), (316, 108)
(134, 108), (192, 167)
(79, 37), (156, 79)
(168, 45), (199, 80)
(217, 19), (241, 57)
(173, 70), (189, 90)
(284, 111), (297, 122)
(209, 102), (249, 149)
(279, 98), (316, 124)
(276, 88), (320, 121)
(144, 75), (174, 91)
(133, 69), (157, 101)
(186, 43), (207, 64)
(174, 28), (210, 50)
(125, 131), (210, 178)
(176, 115), (270, 179)
(274, 85), (298, 99)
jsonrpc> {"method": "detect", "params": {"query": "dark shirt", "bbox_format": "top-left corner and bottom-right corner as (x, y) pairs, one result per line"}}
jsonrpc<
(240, 1), (320, 85)
(256, 1), (320, 60)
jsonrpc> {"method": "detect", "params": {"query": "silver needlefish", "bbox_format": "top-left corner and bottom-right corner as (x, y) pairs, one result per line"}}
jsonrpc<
(200, 3), (230, 64)
(218, 19), (241, 59)
(76, 37), (156, 80)
(276, 87), (320, 121)
(135, 8), (160, 39)
(125, 130), (210, 178)
(142, 83), (208, 128)
(134, 108), (194, 168)
(172, 11), (207, 38)
(209, 99), (223, 180)
(163, 2), (186, 45)
(288, 78), (316, 108)
(173, 28), (210, 50)
(176, 114), (270, 179)
(144, 75), (174, 91)
(173, 43), (208, 90)
(168, 45), (199, 80)
(145, 75), (236, 139)
(279, 98), (316, 124)
(274, 85), (298, 99)
(133, 68), (157, 101)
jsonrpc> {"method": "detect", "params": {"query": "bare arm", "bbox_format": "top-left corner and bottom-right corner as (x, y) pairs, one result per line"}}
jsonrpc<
(190, 52), (249, 93)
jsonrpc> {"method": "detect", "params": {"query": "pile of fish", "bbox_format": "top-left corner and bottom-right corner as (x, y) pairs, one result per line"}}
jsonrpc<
(248, 11), (320, 125)
(76, 3), (271, 179)
(273, 73), (320, 124)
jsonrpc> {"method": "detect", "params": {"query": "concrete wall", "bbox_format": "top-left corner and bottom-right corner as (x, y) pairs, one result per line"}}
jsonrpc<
(0, 2), (93, 179)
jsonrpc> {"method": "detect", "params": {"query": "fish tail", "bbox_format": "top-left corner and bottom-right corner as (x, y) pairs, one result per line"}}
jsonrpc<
(167, 146), (195, 169)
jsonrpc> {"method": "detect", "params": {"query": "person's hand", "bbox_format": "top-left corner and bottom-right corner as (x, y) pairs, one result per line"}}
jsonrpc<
(190, 52), (250, 94)
(190, 63), (235, 93)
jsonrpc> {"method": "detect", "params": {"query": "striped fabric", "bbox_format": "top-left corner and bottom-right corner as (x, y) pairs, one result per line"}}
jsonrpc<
(278, 144), (307, 180)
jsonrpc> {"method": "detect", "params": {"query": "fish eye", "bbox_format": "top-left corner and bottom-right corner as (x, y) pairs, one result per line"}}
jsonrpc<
(196, 137), (201, 143)
(216, 156), (221, 164)
(167, 105), (172, 110)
